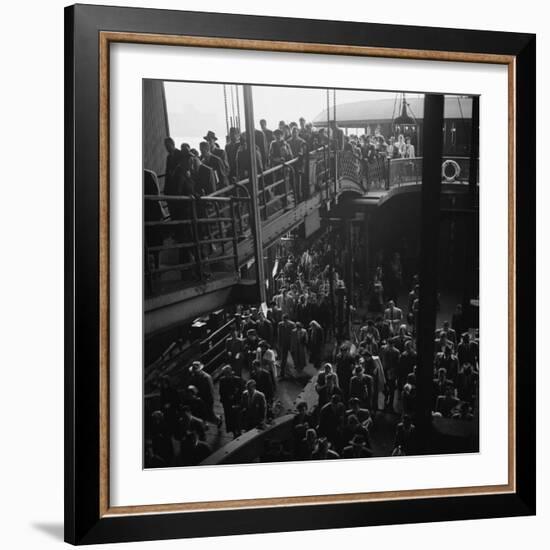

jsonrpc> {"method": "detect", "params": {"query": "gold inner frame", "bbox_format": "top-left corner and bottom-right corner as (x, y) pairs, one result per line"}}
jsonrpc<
(98, 31), (516, 517)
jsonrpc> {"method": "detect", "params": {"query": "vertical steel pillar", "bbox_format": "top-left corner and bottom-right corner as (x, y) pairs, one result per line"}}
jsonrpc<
(243, 85), (267, 305)
(469, 96), (479, 203)
(333, 89), (338, 196)
(346, 219), (354, 338)
(415, 94), (444, 450)
(462, 95), (480, 326)
(326, 89), (331, 201)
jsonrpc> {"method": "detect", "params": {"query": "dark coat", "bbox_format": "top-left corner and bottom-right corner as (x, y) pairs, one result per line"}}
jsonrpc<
(278, 319), (296, 350)
(219, 375), (243, 405)
(241, 390), (266, 429)
(251, 368), (275, 402)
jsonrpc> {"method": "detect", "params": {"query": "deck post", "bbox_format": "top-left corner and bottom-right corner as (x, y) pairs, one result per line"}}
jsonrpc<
(243, 85), (267, 305)
(415, 94), (444, 451)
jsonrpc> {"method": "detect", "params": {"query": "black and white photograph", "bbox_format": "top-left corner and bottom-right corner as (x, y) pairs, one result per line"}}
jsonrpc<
(143, 80), (480, 469)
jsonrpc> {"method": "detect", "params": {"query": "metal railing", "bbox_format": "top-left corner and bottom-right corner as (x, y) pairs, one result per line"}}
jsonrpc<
(144, 315), (235, 397)
(145, 152), (476, 297)
(387, 156), (475, 189)
(337, 151), (365, 189)
(144, 194), (248, 295)
(387, 157), (423, 188)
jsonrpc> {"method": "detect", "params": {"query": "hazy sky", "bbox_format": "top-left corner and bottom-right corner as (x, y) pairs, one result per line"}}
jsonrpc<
(164, 81), (419, 148)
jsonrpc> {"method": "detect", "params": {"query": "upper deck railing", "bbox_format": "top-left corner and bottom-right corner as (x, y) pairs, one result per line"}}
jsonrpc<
(144, 150), (476, 297)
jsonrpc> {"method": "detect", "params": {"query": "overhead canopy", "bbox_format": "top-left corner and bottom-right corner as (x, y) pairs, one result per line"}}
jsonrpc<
(313, 96), (473, 127)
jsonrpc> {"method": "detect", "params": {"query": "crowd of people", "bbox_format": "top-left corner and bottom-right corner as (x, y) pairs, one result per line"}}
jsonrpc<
(145, 230), (479, 467)
(155, 119), (417, 208)
(144, 117), (419, 288)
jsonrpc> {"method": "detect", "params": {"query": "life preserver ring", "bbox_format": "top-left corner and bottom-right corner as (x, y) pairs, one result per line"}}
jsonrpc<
(441, 159), (461, 182)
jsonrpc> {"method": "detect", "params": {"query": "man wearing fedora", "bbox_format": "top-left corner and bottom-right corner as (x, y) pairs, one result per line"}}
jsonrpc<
(240, 379), (266, 431)
(189, 361), (222, 428)
(218, 365), (244, 438)
(203, 130), (229, 169)
(199, 140), (229, 190)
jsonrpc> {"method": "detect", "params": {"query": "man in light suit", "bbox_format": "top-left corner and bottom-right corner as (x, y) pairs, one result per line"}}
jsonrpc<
(240, 379), (266, 431)
(277, 314), (296, 379)
(383, 300), (403, 335)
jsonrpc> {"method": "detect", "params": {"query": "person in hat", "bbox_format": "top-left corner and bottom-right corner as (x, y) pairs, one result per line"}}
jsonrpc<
(224, 127), (240, 181)
(240, 379), (266, 431)
(199, 141), (228, 190)
(242, 309), (257, 335)
(203, 130), (229, 169)
(188, 361), (222, 428)
(218, 365), (244, 438)
(244, 327), (260, 370)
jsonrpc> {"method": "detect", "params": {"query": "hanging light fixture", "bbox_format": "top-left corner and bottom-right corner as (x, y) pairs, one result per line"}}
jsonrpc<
(393, 93), (417, 136)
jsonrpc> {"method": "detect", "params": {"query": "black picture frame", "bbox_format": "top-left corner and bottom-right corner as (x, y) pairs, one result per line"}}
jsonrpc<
(65, 3), (536, 545)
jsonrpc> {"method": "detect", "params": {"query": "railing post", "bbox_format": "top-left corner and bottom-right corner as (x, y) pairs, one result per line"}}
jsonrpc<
(190, 198), (204, 281)
(304, 147), (310, 199)
(214, 200), (224, 254)
(235, 187), (244, 236)
(230, 198), (240, 277)
(282, 165), (289, 209)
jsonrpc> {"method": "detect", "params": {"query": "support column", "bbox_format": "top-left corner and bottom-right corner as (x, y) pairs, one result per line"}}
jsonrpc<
(415, 94), (444, 451)
(243, 85), (267, 305)
(346, 219), (354, 338)
(462, 95), (480, 328)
